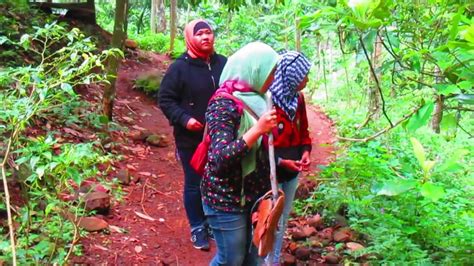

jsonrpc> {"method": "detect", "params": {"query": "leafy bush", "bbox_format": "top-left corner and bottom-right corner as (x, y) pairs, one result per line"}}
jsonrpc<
(0, 22), (117, 264)
(132, 32), (185, 59)
(133, 71), (163, 95)
(298, 130), (473, 264)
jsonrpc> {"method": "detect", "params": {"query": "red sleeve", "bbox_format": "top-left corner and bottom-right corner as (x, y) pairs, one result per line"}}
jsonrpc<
(298, 94), (312, 151)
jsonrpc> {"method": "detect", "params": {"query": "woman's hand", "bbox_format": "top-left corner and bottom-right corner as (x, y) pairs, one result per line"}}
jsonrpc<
(300, 151), (311, 171)
(256, 109), (277, 134)
(186, 118), (204, 131)
(243, 109), (277, 148)
(279, 159), (302, 172)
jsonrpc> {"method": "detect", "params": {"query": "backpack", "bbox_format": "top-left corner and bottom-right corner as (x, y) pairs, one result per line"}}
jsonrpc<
(190, 92), (258, 175)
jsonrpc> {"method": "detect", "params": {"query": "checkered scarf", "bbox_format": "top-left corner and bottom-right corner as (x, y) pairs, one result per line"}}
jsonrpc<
(269, 51), (311, 121)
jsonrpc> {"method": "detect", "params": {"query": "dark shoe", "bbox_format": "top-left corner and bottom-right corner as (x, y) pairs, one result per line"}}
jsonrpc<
(207, 226), (215, 241)
(191, 228), (210, 251)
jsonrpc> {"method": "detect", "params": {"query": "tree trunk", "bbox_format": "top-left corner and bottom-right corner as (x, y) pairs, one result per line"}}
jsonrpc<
(102, 0), (128, 121)
(156, 0), (166, 32)
(368, 33), (382, 116)
(432, 67), (444, 133)
(295, 17), (301, 52)
(169, 0), (177, 53)
(151, 0), (166, 33)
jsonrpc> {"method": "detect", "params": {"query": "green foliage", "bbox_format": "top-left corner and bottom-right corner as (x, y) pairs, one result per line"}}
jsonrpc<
(133, 72), (163, 95)
(133, 32), (185, 58)
(0, 22), (116, 264)
(298, 132), (473, 263)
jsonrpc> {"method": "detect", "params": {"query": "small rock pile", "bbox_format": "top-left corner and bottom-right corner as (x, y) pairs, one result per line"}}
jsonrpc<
(281, 214), (367, 265)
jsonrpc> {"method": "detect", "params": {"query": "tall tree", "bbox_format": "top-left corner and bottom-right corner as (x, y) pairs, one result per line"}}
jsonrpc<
(169, 0), (177, 52)
(367, 33), (383, 117)
(151, 0), (166, 33)
(102, 0), (129, 120)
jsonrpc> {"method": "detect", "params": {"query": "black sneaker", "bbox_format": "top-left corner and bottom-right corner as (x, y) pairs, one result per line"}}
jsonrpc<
(191, 228), (210, 251)
(207, 226), (215, 241)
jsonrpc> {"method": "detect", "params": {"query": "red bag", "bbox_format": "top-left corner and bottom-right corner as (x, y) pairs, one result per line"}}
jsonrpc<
(190, 128), (210, 176)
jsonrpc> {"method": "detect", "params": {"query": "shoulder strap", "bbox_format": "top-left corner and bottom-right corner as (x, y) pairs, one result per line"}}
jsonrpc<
(201, 92), (261, 141)
(218, 92), (260, 120)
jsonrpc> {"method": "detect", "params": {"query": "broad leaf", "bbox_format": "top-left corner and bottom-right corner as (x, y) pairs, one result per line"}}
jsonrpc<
(454, 94), (474, 105)
(434, 84), (461, 96)
(420, 182), (445, 201)
(422, 160), (436, 175)
(405, 102), (434, 133)
(377, 179), (417, 196)
(410, 137), (426, 166)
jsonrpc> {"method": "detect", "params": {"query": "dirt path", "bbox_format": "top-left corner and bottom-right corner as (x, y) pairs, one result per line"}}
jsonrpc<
(75, 51), (335, 265)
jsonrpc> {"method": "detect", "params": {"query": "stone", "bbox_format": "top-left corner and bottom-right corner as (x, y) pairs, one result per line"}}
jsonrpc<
(77, 216), (108, 232)
(318, 227), (334, 242)
(294, 247), (311, 260)
(288, 242), (299, 253)
(346, 242), (365, 252)
(290, 225), (316, 241)
(79, 180), (109, 193)
(84, 191), (110, 214)
(146, 134), (170, 147)
(128, 129), (153, 141)
(333, 227), (353, 242)
(282, 253), (296, 265)
(117, 169), (131, 185)
(307, 213), (323, 229)
(309, 236), (323, 247)
(124, 39), (138, 49)
(323, 252), (341, 264)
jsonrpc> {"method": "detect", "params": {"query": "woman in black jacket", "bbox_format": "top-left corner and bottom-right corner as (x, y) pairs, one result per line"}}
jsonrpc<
(158, 19), (227, 251)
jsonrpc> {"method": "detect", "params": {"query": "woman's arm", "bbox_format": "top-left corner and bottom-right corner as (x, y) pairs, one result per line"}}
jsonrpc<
(207, 98), (276, 172)
(158, 63), (191, 128)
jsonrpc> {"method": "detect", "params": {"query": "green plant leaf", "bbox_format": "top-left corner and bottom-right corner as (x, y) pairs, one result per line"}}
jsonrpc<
(405, 102), (435, 132)
(19, 34), (30, 50)
(410, 137), (426, 166)
(30, 156), (40, 169)
(434, 84), (461, 96)
(420, 182), (445, 201)
(454, 94), (474, 105)
(0, 35), (10, 45)
(377, 179), (417, 196)
(422, 160), (436, 175)
(36, 165), (45, 179)
(440, 113), (457, 131)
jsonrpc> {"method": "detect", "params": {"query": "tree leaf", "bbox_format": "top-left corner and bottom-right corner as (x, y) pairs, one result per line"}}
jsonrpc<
(454, 94), (474, 105)
(440, 113), (457, 131)
(420, 182), (445, 201)
(434, 84), (461, 96)
(405, 102), (434, 132)
(422, 160), (436, 175)
(134, 211), (156, 221)
(377, 179), (417, 196)
(410, 137), (426, 166)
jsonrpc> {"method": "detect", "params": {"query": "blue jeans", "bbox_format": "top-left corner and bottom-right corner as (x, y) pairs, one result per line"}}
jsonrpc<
(269, 175), (299, 264)
(177, 148), (206, 232)
(203, 203), (263, 266)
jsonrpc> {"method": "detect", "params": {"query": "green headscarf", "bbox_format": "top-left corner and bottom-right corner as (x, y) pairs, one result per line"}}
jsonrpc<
(219, 42), (279, 176)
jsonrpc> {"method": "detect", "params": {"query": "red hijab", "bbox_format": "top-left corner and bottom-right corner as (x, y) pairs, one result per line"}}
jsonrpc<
(184, 19), (214, 60)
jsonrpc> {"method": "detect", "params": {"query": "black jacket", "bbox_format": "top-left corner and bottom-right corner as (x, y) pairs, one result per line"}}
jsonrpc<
(158, 52), (227, 149)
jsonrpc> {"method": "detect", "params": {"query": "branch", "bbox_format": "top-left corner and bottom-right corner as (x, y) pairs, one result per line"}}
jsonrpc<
(1, 130), (19, 266)
(337, 105), (423, 142)
(359, 33), (393, 127)
(337, 27), (350, 55)
(447, 106), (474, 112)
(457, 121), (474, 138)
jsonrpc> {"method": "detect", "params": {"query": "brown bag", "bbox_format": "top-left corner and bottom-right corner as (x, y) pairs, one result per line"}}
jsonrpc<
(251, 189), (285, 257)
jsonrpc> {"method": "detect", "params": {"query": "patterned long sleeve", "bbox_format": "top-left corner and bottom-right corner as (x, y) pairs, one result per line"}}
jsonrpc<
(206, 97), (249, 174)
